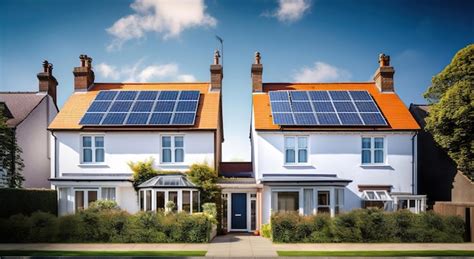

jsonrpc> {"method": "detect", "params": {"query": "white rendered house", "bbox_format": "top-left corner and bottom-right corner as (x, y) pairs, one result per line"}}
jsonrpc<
(218, 53), (425, 233)
(49, 54), (223, 215)
(0, 61), (59, 188)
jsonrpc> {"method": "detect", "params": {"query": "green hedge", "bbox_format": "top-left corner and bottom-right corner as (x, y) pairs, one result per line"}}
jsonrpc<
(0, 188), (57, 218)
(0, 206), (212, 243)
(271, 209), (465, 243)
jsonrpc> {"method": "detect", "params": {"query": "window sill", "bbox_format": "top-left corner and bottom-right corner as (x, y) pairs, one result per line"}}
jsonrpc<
(78, 163), (109, 168)
(283, 163), (313, 168)
(359, 164), (393, 169)
(159, 163), (189, 169)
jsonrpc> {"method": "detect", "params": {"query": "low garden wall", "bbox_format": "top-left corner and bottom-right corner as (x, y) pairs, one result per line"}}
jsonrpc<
(270, 209), (465, 243)
(0, 203), (213, 243)
(0, 188), (57, 218)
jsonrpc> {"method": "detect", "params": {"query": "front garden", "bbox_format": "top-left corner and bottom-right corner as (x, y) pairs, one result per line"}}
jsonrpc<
(268, 209), (465, 243)
(0, 201), (214, 243)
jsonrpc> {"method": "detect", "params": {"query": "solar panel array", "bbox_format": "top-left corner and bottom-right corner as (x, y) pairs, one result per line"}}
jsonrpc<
(79, 90), (200, 126)
(269, 90), (388, 126)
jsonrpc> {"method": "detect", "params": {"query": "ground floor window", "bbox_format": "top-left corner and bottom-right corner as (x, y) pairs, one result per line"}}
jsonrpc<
(393, 195), (426, 214)
(317, 191), (330, 214)
(303, 189), (313, 215)
(250, 194), (257, 231)
(74, 189), (98, 211)
(272, 192), (299, 213)
(139, 189), (199, 213)
(335, 188), (344, 214)
(101, 187), (116, 201)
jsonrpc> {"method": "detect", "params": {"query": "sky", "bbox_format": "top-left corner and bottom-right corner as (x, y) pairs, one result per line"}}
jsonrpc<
(0, 0), (473, 161)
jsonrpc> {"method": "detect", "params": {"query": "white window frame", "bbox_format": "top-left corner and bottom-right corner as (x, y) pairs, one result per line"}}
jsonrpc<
(361, 136), (386, 165)
(160, 135), (185, 164)
(100, 187), (116, 201)
(284, 136), (309, 165)
(361, 190), (392, 201)
(74, 188), (99, 212)
(80, 134), (105, 164)
(139, 189), (199, 214)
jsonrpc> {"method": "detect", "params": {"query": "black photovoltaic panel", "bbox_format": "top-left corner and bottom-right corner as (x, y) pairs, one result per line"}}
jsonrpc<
(269, 90), (388, 126)
(79, 90), (200, 126)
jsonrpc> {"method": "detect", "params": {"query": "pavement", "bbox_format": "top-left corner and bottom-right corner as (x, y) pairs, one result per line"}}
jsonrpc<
(0, 233), (473, 258)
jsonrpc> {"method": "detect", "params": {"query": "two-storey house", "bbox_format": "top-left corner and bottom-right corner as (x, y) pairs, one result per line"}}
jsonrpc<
(218, 53), (425, 233)
(0, 61), (59, 188)
(49, 53), (223, 215)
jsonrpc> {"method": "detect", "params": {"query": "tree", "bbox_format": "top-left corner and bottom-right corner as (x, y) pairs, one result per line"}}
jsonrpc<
(128, 157), (158, 190)
(423, 44), (474, 179)
(187, 163), (220, 204)
(0, 105), (24, 187)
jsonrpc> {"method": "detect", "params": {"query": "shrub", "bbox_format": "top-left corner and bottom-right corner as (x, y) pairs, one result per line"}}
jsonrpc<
(57, 215), (84, 242)
(202, 203), (217, 218)
(29, 211), (58, 242)
(261, 223), (271, 238)
(270, 210), (465, 243)
(88, 200), (119, 211)
(128, 158), (158, 190)
(0, 188), (57, 218)
(187, 163), (220, 204)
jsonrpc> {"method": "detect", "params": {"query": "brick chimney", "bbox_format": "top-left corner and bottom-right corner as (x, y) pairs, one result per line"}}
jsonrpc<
(37, 60), (58, 105)
(251, 52), (263, 92)
(373, 53), (395, 92)
(210, 50), (223, 91)
(73, 54), (95, 91)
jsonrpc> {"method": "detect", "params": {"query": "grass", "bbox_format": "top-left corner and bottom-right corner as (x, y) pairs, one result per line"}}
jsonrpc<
(277, 250), (474, 257)
(0, 250), (207, 256)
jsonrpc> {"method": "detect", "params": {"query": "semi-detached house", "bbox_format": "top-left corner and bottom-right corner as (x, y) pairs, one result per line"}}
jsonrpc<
(217, 53), (426, 233)
(49, 53), (223, 215)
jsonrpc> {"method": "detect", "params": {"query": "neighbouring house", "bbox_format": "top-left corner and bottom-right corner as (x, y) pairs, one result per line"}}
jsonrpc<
(218, 52), (426, 233)
(409, 104), (458, 207)
(0, 61), (59, 188)
(49, 53), (223, 215)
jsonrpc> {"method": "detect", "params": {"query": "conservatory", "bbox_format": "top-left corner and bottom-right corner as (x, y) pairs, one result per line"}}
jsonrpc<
(137, 174), (200, 213)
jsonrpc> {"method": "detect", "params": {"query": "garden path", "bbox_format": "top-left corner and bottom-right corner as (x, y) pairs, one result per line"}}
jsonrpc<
(206, 233), (277, 257)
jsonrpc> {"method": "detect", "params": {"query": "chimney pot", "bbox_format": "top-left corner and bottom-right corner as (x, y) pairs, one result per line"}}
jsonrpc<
(373, 53), (395, 92)
(37, 60), (58, 105)
(210, 50), (223, 91)
(74, 54), (95, 91)
(251, 51), (263, 92)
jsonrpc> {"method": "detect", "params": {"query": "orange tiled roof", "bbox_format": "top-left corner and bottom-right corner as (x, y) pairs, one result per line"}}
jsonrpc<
(49, 83), (220, 130)
(253, 82), (420, 131)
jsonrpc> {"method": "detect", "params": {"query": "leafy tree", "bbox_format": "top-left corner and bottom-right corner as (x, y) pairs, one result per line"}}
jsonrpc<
(187, 163), (220, 204)
(423, 44), (473, 179)
(128, 157), (158, 190)
(0, 105), (24, 187)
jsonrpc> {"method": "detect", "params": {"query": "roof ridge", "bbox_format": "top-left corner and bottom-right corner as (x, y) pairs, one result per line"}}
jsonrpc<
(93, 82), (209, 85)
(264, 82), (375, 85)
(0, 91), (41, 94)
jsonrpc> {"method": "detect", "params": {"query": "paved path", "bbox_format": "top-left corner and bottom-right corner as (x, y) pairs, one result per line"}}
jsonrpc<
(206, 233), (277, 258)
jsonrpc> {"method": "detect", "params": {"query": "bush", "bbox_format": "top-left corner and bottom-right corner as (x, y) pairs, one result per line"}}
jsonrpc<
(261, 223), (271, 238)
(270, 209), (465, 243)
(0, 207), (213, 243)
(0, 188), (57, 218)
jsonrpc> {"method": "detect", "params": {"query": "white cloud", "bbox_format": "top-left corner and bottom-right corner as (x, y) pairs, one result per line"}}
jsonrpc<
(265, 0), (311, 23)
(293, 62), (351, 82)
(106, 0), (217, 51)
(95, 60), (197, 83)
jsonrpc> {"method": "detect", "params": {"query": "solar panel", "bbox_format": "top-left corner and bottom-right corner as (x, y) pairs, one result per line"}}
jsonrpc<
(176, 101), (198, 112)
(269, 90), (387, 127)
(294, 113), (317, 125)
(132, 102), (154, 112)
(102, 113), (127, 125)
(80, 113), (104, 125)
(126, 113), (150, 125)
(149, 113), (172, 125)
(116, 91), (137, 100)
(79, 90), (200, 126)
(172, 113), (195, 124)
(273, 113), (294, 125)
(87, 101), (111, 112)
(96, 91), (117, 101)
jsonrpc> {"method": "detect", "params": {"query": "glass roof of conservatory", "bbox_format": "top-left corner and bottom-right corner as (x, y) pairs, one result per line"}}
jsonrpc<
(361, 190), (392, 201)
(137, 174), (198, 189)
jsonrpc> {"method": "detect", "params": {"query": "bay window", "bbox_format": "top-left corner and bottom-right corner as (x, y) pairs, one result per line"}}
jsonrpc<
(285, 136), (308, 164)
(361, 137), (385, 164)
(81, 135), (104, 163)
(317, 191), (330, 213)
(161, 136), (184, 163)
(272, 192), (299, 212)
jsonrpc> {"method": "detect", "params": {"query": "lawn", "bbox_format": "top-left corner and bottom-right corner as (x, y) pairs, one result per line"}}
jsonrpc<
(0, 250), (207, 256)
(277, 250), (474, 257)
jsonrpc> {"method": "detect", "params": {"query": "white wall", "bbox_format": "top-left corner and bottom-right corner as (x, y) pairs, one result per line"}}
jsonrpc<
(253, 131), (416, 213)
(17, 95), (57, 188)
(54, 131), (215, 176)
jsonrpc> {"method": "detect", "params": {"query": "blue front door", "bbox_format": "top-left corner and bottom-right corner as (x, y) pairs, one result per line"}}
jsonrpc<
(231, 193), (247, 230)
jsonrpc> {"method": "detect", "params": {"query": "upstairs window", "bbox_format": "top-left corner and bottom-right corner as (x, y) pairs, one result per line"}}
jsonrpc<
(361, 137), (385, 164)
(82, 135), (104, 163)
(161, 136), (184, 163)
(285, 136), (308, 164)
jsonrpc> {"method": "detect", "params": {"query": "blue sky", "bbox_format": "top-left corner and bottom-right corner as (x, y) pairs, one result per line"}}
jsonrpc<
(1, 0), (473, 161)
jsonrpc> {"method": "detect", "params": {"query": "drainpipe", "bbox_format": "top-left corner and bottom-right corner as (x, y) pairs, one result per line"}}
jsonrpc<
(411, 132), (418, 195)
